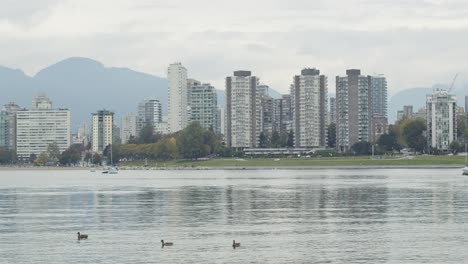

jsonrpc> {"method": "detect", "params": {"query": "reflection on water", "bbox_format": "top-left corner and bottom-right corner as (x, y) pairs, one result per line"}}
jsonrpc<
(0, 169), (467, 263)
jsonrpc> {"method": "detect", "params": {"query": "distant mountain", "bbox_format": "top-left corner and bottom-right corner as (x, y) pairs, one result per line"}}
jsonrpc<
(388, 83), (467, 122)
(0, 57), (167, 130)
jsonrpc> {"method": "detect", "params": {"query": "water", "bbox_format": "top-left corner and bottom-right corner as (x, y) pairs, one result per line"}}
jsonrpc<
(0, 169), (467, 263)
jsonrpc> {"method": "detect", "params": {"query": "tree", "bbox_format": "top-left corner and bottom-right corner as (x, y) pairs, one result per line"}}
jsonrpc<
(92, 153), (102, 165)
(47, 143), (61, 162)
(351, 141), (372, 155)
(29, 154), (37, 164)
(457, 114), (467, 143)
(270, 131), (281, 148)
(127, 135), (137, 144)
(327, 123), (336, 148)
(138, 124), (159, 144)
(286, 130), (294, 147)
(156, 138), (178, 160)
(203, 129), (217, 154)
(402, 118), (427, 153)
(0, 148), (15, 164)
(259, 132), (268, 148)
(449, 140), (461, 154)
(377, 127), (401, 152)
(35, 153), (49, 166)
(177, 122), (208, 159)
(59, 146), (81, 166)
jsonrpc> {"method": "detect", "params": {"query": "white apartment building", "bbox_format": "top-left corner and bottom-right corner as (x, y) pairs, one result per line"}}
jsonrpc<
(188, 82), (221, 134)
(225, 70), (261, 148)
(92, 110), (113, 153)
(16, 95), (70, 160)
(168, 63), (188, 133)
(121, 113), (137, 144)
(292, 68), (328, 147)
(336, 69), (370, 152)
(426, 90), (457, 151)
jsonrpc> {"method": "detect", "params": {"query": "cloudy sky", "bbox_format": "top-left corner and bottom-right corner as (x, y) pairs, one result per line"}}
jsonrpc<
(1, 0), (468, 94)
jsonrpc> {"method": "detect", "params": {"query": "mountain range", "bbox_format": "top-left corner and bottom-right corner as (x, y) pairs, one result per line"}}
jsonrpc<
(0, 57), (466, 130)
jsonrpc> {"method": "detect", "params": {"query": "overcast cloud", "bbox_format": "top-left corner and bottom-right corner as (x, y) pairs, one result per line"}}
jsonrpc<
(1, 0), (468, 94)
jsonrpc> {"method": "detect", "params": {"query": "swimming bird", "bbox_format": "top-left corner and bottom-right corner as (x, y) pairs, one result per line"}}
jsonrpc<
(161, 240), (173, 247)
(232, 240), (240, 248)
(77, 232), (88, 240)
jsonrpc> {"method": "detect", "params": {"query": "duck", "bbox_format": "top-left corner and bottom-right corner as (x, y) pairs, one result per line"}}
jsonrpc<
(77, 232), (88, 240)
(232, 240), (241, 248)
(161, 240), (174, 247)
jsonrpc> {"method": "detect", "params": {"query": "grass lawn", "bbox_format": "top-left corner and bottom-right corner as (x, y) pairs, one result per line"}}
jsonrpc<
(119, 155), (466, 168)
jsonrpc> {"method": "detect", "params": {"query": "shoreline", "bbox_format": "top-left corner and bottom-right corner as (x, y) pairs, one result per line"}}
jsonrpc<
(0, 164), (463, 171)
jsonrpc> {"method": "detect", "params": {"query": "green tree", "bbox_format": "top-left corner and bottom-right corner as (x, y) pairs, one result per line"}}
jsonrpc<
(259, 132), (268, 148)
(377, 127), (401, 152)
(203, 129), (217, 154)
(138, 124), (159, 144)
(351, 141), (372, 155)
(449, 140), (461, 154)
(402, 118), (427, 153)
(59, 146), (81, 166)
(177, 122), (208, 159)
(92, 153), (102, 165)
(35, 153), (49, 166)
(286, 130), (294, 147)
(270, 130), (281, 148)
(156, 138), (178, 160)
(127, 135), (137, 144)
(457, 114), (467, 142)
(29, 154), (37, 164)
(327, 123), (336, 148)
(47, 142), (61, 162)
(0, 147), (16, 164)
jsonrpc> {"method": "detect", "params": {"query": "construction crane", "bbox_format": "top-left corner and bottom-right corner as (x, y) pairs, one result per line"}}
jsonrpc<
(447, 73), (459, 93)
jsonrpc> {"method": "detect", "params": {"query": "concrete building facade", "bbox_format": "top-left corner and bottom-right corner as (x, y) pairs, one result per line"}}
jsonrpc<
(225, 70), (261, 148)
(336, 69), (370, 152)
(426, 90), (457, 151)
(121, 113), (137, 144)
(329, 97), (336, 125)
(168, 63), (188, 133)
(369, 75), (388, 142)
(92, 110), (114, 153)
(16, 96), (70, 160)
(188, 82), (221, 134)
(292, 68), (328, 148)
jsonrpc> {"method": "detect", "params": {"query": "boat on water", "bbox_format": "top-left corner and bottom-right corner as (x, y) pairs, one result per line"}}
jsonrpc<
(102, 144), (118, 174)
(463, 166), (468, 175)
(102, 167), (118, 174)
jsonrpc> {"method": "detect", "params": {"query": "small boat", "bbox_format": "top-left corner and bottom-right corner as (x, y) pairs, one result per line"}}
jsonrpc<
(102, 144), (118, 174)
(463, 166), (468, 175)
(102, 167), (118, 174)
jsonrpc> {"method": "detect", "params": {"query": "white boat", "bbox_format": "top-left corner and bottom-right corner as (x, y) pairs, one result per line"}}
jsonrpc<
(103, 144), (118, 174)
(102, 167), (118, 174)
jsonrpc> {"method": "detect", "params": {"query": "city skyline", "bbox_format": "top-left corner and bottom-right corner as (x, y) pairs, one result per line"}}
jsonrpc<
(2, 1), (468, 95)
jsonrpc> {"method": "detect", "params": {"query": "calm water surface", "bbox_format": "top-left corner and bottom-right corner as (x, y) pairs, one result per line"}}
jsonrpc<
(0, 169), (467, 263)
